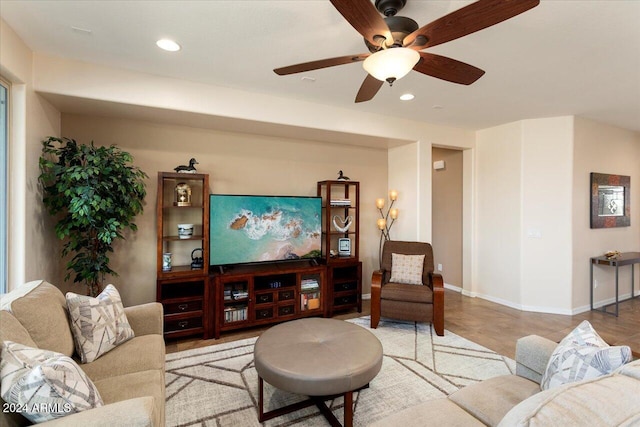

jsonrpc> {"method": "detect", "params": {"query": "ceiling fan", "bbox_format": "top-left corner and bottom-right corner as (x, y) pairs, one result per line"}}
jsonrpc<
(274, 0), (540, 103)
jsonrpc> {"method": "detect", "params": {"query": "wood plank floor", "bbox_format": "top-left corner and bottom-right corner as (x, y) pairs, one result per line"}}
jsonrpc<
(166, 290), (640, 359)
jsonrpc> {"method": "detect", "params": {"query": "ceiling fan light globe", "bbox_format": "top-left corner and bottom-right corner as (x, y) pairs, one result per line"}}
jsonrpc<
(363, 47), (420, 82)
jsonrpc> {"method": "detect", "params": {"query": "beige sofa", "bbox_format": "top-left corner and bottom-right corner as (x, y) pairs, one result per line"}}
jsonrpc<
(372, 335), (640, 426)
(0, 281), (165, 426)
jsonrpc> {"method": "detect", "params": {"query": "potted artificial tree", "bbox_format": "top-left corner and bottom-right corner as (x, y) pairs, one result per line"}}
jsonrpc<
(39, 136), (148, 296)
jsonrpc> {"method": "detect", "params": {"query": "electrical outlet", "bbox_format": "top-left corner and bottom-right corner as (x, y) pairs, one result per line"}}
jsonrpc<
(594, 279), (598, 288)
(437, 263), (443, 272)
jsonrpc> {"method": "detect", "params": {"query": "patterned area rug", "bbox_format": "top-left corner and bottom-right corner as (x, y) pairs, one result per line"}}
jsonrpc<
(165, 316), (515, 426)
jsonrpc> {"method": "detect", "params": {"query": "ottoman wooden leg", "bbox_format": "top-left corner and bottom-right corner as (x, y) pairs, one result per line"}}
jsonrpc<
(258, 376), (315, 423)
(344, 391), (353, 427)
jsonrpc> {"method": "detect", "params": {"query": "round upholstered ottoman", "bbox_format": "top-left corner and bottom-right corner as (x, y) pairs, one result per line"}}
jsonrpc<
(254, 317), (383, 427)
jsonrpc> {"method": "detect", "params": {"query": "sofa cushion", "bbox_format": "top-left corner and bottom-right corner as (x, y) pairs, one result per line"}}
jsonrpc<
(369, 397), (485, 427)
(381, 283), (433, 303)
(7, 281), (75, 356)
(541, 320), (631, 390)
(618, 358), (640, 380)
(93, 369), (165, 427)
(80, 334), (165, 382)
(0, 341), (103, 424)
(449, 374), (540, 427)
(389, 253), (425, 285)
(66, 284), (135, 363)
(0, 311), (37, 349)
(498, 369), (640, 426)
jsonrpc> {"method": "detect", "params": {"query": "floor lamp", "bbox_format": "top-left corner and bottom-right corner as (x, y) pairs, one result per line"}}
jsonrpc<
(376, 190), (398, 268)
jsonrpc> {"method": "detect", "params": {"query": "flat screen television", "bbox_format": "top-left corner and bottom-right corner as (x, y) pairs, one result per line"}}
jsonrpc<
(209, 194), (322, 266)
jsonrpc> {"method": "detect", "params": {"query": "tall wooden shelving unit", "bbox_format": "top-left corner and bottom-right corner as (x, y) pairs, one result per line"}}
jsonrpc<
(156, 172), (212, 339)
(317, 180), (362, 316)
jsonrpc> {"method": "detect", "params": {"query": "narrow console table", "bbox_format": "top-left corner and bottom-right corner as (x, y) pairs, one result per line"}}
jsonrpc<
(590, 252), (640, 316)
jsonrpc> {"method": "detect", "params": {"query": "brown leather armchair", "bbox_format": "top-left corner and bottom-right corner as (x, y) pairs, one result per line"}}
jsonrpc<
(371, 241), (444, 336)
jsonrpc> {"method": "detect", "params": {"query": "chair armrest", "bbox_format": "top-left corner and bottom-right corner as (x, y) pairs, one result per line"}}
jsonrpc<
(429, 272), (445, 336)
(370, 270), (384, 328)
(371, 270), (383, 305)
(41, 397), (159, 427)
(428, 272), (444, 290)
(124, 303), (164, 336)
(515, 335), (557, 384)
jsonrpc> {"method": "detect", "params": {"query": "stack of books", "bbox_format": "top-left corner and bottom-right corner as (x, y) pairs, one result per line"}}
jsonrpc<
(301, 278), (319, 292)
(232, 290), (249, 300)
(301, 278), (320, 311)
(224, 306), (247, 323)
(330, 199), (351, 207)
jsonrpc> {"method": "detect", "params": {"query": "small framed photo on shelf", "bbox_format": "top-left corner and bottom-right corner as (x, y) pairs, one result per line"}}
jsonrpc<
(338, 238), (351, 256)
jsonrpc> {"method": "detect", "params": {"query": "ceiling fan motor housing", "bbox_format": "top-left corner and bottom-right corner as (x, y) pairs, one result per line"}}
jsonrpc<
(365, 15), (419, 52)
(375, 0), (407, 17)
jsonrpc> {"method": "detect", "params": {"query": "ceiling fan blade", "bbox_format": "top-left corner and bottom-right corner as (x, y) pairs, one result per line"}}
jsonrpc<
(355, 74), (384, 103)
(274, 54), (369, 75)
(414, 52), (485, 85)
(404, 0), (540, 49)
(330, 0), (392, 46)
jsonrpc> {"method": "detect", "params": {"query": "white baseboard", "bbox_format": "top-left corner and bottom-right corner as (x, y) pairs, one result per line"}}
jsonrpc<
(444, 283), (462, 293)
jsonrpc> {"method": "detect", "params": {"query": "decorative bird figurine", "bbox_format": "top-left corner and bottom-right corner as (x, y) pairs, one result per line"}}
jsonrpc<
(174, 158), (199, 173)
(337, 170), (350, 181)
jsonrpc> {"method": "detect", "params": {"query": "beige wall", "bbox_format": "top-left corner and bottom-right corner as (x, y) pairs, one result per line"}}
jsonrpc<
(520, 117), (573, 312)
(572, 117), (640, 310)
(474, 116), (638, 314)
(62, 114), (388, 305)
(388, 143), (419, 243)
(0, 18), (62, 291)
(475, 121), (523, 305)
(432, 147), (463, 287)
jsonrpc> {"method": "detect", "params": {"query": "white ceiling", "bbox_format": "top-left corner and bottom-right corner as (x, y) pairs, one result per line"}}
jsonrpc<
(2, 0), (640, 133)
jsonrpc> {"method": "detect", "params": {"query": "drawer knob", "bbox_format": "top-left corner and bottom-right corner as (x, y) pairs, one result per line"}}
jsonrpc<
(178, 304), (188, 311)
(178, 321), (189, 328)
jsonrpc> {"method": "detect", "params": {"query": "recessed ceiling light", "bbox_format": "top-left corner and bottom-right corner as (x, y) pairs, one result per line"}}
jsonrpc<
(400, 93), (415, 101)
(432, 105), (444, 109)
(156, 39), (181, 52)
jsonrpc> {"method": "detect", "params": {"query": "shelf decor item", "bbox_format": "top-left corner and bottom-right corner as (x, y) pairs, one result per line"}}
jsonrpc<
(162, 253), (172, 271)
(39, 136), (147, 297)
(173, 158), (199, 173)
(332, 215), (353, 232)
(174, 182), (192, 206)
(376, 190), (400, 267)
(177, 223), (194, 239)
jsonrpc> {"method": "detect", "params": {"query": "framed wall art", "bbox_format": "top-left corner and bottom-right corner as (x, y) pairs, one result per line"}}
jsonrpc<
(590, 172), (630, 228)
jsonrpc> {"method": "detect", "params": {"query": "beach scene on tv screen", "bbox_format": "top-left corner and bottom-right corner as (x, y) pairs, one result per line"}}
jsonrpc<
(210, 195), (322, 265)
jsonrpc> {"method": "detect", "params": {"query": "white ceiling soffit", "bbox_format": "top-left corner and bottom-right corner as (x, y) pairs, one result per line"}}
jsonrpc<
(2, 0), (639, 133)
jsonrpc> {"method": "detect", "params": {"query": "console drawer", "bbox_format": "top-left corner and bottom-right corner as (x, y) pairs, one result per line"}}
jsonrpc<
(334, 281), (357, 292)
(255, 293), (274, 305)
(164, 299), (203, 315)
(255, 307), (274, 320)
(165, 316), (203, 333)
(278, 305), (295, 316)
(278, 290), (295, 301)
(333, 294), (357, 307)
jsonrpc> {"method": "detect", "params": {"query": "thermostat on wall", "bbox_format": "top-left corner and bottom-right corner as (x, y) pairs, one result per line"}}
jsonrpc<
(433, 160), (446, 170)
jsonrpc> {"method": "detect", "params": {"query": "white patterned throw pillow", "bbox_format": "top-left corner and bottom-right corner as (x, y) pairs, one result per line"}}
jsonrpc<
(0, 341), (103, 423)
(66, 284), (135, 363)
(389, 253), (425, 285)
(540, 320), (631, 390)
